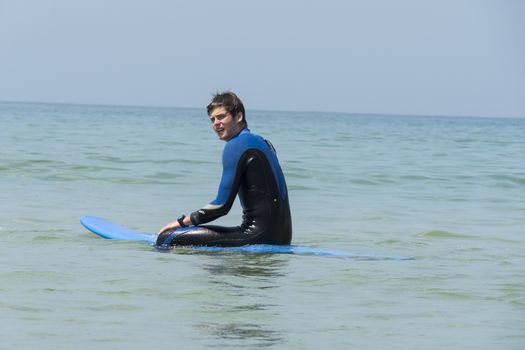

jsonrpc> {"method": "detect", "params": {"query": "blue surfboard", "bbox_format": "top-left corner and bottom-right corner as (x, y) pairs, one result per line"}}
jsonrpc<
(81, 216), (157, 243)
(80, 216), (413, 260)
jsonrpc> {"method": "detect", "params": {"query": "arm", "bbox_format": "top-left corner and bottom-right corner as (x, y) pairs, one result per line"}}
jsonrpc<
(158, 140), (245, 234)
(189, 141), (244, 225)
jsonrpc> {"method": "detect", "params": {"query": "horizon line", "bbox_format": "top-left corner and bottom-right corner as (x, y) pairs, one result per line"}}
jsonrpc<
(0, 98), (523, 120)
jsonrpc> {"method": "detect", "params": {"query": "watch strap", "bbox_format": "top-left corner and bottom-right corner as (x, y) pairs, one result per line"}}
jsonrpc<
(177, 215), (187, 227)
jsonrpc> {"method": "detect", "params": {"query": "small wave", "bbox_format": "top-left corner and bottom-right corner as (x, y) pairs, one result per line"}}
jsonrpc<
(106, 177), (183, 185)
(84, 304), (142, 312)
(88, 155), (213, 165)
(417, 230), (478, 240)
(288, 184), (317, 191)
(38, 174), (92, 181)
(377, 239), (402, 245)
(31, 234), (64, 242)
(350, 179), (378, 186)
(36, 173), (184, 185)
(286, 172), (313, 179)
(488, 174), (525, 187)
(454, 138), (477, 143)
(399, 175), (430, 181)
(426, 288), (474, 300)
(3, 159), (125, 174)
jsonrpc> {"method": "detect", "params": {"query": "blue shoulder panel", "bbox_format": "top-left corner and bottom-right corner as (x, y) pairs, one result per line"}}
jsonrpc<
(211, 129), (287, 206)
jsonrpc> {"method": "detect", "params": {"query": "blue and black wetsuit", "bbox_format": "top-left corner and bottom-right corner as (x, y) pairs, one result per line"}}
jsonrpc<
(156, 128), (292, 247)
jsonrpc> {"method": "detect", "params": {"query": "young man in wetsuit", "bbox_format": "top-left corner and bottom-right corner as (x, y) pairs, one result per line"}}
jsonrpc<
(156, 92), (292, 248)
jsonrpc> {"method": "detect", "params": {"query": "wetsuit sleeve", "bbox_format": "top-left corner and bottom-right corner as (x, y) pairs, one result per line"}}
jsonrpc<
(190, 141), (244, 225)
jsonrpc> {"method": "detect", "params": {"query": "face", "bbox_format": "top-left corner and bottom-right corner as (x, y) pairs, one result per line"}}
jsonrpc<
(209, 106), (244, 141)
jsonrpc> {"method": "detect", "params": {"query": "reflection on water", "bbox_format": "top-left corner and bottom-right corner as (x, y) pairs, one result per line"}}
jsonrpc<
(194, 322), (283, 349)
(194, 252), (289, 348)
(204, 253), (286, 279)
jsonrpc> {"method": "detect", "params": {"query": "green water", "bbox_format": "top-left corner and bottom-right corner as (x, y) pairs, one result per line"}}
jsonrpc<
(1, 102), (524, 349)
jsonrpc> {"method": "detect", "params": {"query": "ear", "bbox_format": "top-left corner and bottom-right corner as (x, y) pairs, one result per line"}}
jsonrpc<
(236, 112), (244, 123)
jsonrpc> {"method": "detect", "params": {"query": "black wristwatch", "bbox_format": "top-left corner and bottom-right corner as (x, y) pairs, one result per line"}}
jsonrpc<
(177, 215), (187, 227)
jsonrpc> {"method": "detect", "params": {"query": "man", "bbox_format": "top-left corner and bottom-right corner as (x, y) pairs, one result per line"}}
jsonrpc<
(156, 92), (292, 248)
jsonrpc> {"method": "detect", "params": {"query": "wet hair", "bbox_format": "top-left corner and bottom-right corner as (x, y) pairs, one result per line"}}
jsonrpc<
(207, 91), (247, 127)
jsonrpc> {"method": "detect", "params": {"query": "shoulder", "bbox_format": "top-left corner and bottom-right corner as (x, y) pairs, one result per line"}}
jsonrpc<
(223, 129), (268, 163)
(222, 129), (250, 163)
(224, 129), (262, 151)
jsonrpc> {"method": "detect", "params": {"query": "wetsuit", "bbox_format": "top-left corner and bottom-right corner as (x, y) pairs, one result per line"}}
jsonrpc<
(156, 128), (292, 248)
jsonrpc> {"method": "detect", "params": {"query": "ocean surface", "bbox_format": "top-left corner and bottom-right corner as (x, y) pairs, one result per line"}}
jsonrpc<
(1, 101), (524, 349)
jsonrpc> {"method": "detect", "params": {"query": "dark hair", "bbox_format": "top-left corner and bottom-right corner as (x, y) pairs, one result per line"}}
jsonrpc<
(207, 91), (247, 127)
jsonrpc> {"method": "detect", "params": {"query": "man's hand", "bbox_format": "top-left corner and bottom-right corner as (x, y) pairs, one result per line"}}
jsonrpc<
(158, 221), (180, 235)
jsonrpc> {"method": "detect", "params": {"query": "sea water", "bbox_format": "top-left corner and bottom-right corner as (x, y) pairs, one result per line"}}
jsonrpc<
(0, 101), (524, 349)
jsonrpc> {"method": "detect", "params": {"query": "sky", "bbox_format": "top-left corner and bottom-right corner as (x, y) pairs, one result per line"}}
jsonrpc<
(0, 0), (524, 117)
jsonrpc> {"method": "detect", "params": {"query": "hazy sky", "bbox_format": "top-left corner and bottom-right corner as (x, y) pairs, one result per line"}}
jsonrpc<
(1, 0), (524, 117)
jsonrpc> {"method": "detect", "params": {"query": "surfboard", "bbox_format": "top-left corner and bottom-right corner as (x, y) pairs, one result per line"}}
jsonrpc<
(80, 216), (413, 260)
(80, 216), (157, 243)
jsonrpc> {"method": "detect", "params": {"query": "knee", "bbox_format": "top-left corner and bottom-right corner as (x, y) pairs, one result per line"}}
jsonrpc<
(155, 229), (178, 249)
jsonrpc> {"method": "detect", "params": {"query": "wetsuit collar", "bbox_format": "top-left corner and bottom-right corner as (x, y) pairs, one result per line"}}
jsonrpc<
(230, 127), (249, 141)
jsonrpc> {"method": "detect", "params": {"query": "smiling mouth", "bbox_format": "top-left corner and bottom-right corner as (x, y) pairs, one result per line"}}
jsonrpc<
(215, 128), (224, 133)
